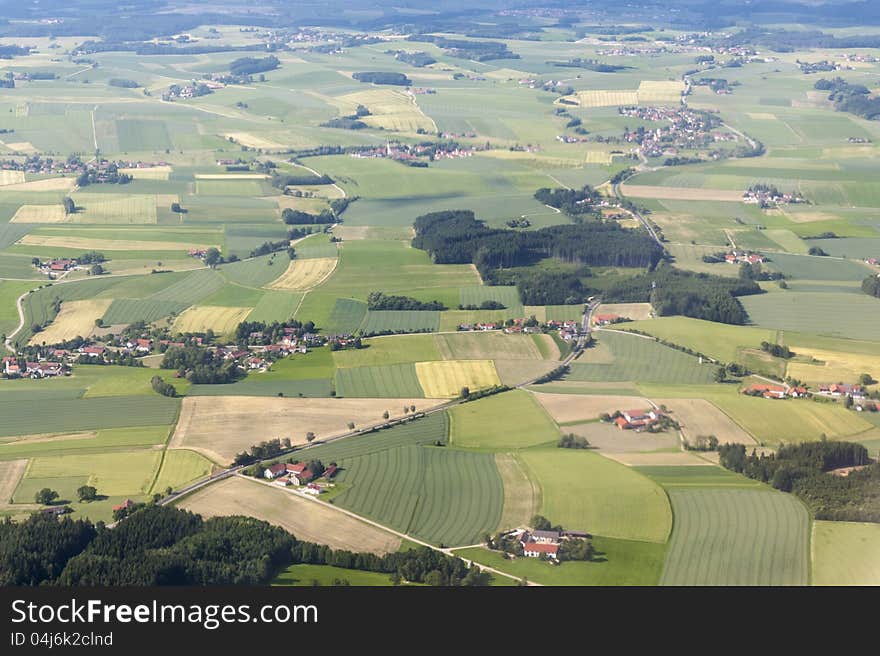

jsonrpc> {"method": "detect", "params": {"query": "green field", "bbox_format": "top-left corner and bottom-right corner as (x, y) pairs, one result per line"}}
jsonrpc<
(660, 488), (809, 586)
(150, 449), (214, 494)
(519, 449), (672, 543)
(332, 334), (441, 367)
(335, 363), (426, 398)
(741, 292), (880, 342)
(811, 521), (880, 586)
(456, 535), (667, 586)
(564, 331), (717, 384)
(449, 390), (559, 450)
(271, 564), (400, 586)
(360, 310), (440, 335)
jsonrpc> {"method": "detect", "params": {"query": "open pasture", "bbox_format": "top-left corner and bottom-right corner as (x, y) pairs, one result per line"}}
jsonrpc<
(334, 363), (425, 398)
(267, 257), (338, 291)
(272, 564), (400, 587)
(332, 333), (440, 367)
(171, 305), (252, 335)
(811, 521), (880, 586)
(119, 166), (172, 180)
(660, 488), (809, 586)
(329, 444), (504, 547)
(68, 193), (158, 224)
(337, 88), (435, 133)
(170, 396), (438, 464)
(17, 234), (215, 252)
(565, 331), (717, 385)
(16, 450), (161, 499)
(150, 449), (213, 494)
(179, 476), (401, 554)
(621, 184), (745, 202)
(434, 332), (545, 361)
(519, 448), (672, 543)
(28, 299), (112, 345)
(415, 360), (501, 399)
(495, 453), (539, 532)
(0, 459), (28, 507)
(741, 292), (880, 342)
(448, 390), (560, 450)
(0, 426), (170, 461)
(456, 536), (667, 586)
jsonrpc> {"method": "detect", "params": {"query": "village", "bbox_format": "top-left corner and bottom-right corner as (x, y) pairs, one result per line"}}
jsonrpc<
(349, 141), (476, 164)
(0, 155), (169, 178)
(619, 105), (738, 159)
(742, 183), (807, 207)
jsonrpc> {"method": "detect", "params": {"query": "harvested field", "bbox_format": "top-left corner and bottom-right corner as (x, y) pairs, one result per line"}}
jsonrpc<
(179, 476), (400, 554)
(337, 88), (436, 133)
(68, 193), (158, 224)
(495, 453), (540, 532)
(3, 177), (76, 192)
(531, 392), (652, 424)
(785, 347), (880, 386)
(17, 235), (216, 251)
(170, 396), (439, 464)
(0, 171), (26, 185)
(571, 90), (639, 107)
(620, 184), (744, 202)
(0, 459), (27, 505)
(119, 166), (172, 180)
(593, 303), (653, 322)
(29, 299), (112, 345)
(3, 142), (38, 154)
(812, 521), (880, 586)
(267, 257), (337, 291)
(415, 360), (501, 399)
(565, 421), (680, 454)
(171, 306), (253, 335)
(449, 389), (560, 450)
(493, 359), (560, 386)
(10, 205), (67, 223)
(223, 132), (286, 150)
(637, 80), (686, 103)
(657, 398), (757, 446)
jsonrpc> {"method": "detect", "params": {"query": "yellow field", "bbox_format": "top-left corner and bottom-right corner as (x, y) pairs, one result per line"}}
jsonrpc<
(583, 150), (615, 164)
(415, 360), (502, 398)
(275, 195), (330, 214)
(2, 141), (38, 154)
(120, 165), (172, 180)
(179, 477), (401, 554)
(621, 183), (745, 202)
(594, 302), (653, 322)
(656, 398), (757, 445)
(786, 348), (880, 385)
(337, 88), (436, 133)
(69, 193), (158, 224)
(0, 170), (25, 185)
(267, 257), (337, 291)
(194, 173), (268, 180)
(3, 177), (77, 192)
(476, 150), (583, 168)
(171, 395), (440, 463)
(570, 90), (639, 107)
(29, 299), (112, 345)
(747, 112), (777, 120)
(171, 306), (253, 335)
(0, 459), (28, 505)
(531, 392), (653, 424)
(637, 80), (686, 103)
(18, 235), (216, 251)
(223, 132), (287, 150)
(10, 205), (67, 223)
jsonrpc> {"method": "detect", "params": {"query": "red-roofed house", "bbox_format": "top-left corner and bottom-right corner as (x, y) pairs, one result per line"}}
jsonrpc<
(593, 313), (621, 326)
(113, 499), (135, 512)
(82, 345), (105, 357)
(523, 542), (559, 559)
(264, 463), (287, 479)
(615, 409), (659, 430)
(743, 384), (787, 399)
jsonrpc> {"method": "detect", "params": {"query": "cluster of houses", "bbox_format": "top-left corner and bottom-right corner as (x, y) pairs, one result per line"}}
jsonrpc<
(2, 356), (66, 378)
(593, 313), (629, 326)
(36, 258), (79, 274)
(619, 106), (736, 159)
(864, 258), (878, 267)
(162, 81), (213, 101)
(743, 186), (806, 207)
(0, 155), (167, 177)
(350, 142), (475, 163)
(263, 461), (337, 496)
(456, 318), (582, 341)
(614, 408), (663, 430)
(725, 251), (765, 265)
(509, 527), (590, 561)
(742, 382), (868, 403)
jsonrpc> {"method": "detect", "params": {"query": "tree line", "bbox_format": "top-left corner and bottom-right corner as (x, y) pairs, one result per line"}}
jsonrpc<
(0, 506), (492, 586)
(366, 291), (445, 311)
(719, 441), (880, 522)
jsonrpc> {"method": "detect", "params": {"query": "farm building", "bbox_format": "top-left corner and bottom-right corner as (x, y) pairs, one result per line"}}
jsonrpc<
(593, 313), (621, 326)
(818, 383), (866, 400)
(615, 409), (660, 430)
(523, 542), (559, 559)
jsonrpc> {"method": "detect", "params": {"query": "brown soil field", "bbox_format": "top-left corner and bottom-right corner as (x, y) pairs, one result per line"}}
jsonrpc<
(565, 421), (679, 453)
(179, 476), (401, 554)
(656, 398), (757, 445)
(531, 392), (652, 424)
(170, 396), (442, 464)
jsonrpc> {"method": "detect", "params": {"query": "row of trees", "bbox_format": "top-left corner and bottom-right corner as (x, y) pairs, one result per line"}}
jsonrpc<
(160, 346), (244, 384)
(0, 506), (492, 586)
(366, 291), (445, 311)
(719, 441), (879, 521)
